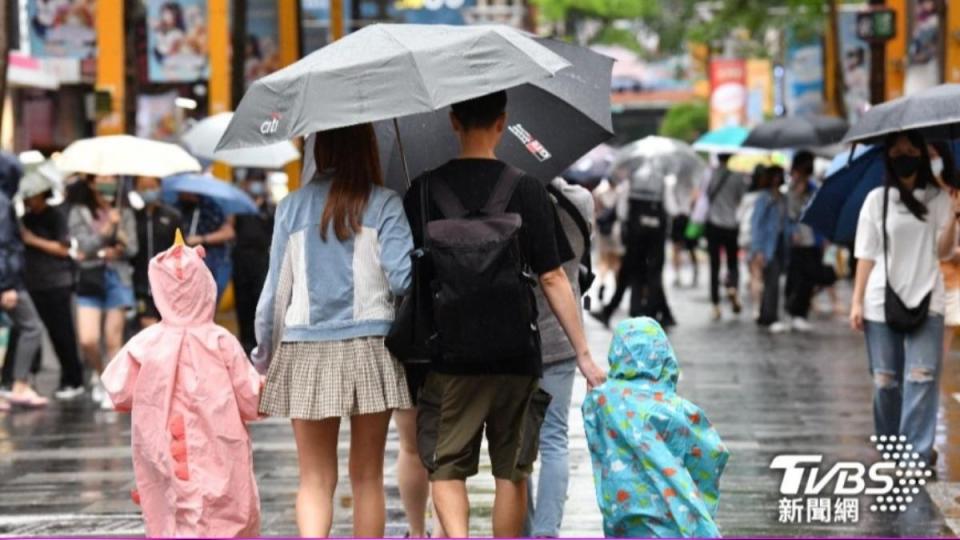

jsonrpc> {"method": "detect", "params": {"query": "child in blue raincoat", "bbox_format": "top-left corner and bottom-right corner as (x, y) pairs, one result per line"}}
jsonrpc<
(583, 317), (730, 538)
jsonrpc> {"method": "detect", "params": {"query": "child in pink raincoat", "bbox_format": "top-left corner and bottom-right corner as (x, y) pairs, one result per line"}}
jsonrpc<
(102, 232), (263, 537)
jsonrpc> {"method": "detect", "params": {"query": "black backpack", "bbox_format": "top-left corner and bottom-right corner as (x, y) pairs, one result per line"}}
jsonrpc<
(425, 166), (541, 366)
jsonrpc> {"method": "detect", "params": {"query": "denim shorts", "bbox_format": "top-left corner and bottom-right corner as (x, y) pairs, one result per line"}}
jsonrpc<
(76, 268), (134, 311)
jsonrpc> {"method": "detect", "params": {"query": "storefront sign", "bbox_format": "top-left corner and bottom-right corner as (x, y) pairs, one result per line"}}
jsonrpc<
(26, 0), (96, 59)
(709, 58), (746, 130)
(147, 0), (210, 82)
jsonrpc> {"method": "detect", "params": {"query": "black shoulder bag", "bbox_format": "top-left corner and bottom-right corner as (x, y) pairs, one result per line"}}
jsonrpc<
(882, 186), (931, 333)
(385, 177), (435, 365)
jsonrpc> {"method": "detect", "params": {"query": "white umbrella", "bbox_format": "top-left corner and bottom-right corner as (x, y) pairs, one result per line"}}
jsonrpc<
(182, 113), (300, 169)
(56, 135), (201, 178)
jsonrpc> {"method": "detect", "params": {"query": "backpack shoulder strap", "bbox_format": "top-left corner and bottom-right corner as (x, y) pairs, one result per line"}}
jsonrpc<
(429, 175), (469, 219)
(483, 165), (523, 215)
(546, 184), (591, 250)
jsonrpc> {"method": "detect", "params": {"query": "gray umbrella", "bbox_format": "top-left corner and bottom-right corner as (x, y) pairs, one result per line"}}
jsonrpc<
(301, 37), (614, 189)
(609, 136), (706, 205)
(216, 24), (569, 152)
(743, 115), (848, 149)
(843, 83), (960, 144)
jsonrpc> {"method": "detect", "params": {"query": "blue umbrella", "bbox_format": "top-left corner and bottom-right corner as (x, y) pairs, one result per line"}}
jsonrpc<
(162, 173), (258, 215)
(692, 126), (750, 154)
(802, 141), (960, 244)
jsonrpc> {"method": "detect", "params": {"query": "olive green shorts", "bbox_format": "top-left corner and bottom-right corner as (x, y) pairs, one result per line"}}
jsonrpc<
(416, 372), (551, 482)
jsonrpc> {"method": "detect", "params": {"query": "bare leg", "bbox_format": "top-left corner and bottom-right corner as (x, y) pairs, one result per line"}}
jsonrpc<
(433, 479), (470, 537)
(349, 411), (392, 537)
(103, 309), (127, 367)
(492, 478), (527, 538)
(292, 418), (341, 537)
(395, 409), (445, 537)
(76, 307), (104, 373)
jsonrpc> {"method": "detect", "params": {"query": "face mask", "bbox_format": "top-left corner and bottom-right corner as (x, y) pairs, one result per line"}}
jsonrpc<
(247, 181), (266, 197)
(931, 158), (944, 178)
(891, 155), (922, 179)
(140, 189), (162, 204)
(95, 182), (117, 196)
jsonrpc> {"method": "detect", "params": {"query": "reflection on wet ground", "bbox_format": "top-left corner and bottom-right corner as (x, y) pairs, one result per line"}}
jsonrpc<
(0, 275), (956, 536)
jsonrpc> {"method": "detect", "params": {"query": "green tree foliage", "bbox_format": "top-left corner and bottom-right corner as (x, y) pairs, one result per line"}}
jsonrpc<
(533, 0), (656, 24)
(658, 101), (709, 143)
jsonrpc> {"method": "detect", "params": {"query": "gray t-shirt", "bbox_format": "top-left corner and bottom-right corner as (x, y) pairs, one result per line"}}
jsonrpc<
(535, 178), (594, 364)
(707, 167), (748, 229)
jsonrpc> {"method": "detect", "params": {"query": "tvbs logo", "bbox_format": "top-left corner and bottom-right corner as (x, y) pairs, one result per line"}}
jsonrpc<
(260, 113), (281, 135)
(770, 435), (932, 521)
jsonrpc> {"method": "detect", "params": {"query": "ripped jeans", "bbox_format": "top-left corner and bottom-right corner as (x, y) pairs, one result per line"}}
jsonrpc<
(864, 315), (944, 463)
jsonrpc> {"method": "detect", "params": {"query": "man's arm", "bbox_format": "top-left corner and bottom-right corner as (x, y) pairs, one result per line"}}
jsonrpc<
(539, 267), (606, 388)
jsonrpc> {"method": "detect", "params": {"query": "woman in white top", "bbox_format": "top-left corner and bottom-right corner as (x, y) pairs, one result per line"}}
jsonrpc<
(851, 130), (960, 466)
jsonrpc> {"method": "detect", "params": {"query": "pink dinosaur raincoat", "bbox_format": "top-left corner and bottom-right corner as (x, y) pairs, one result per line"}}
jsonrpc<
(102, 240), (262, 537)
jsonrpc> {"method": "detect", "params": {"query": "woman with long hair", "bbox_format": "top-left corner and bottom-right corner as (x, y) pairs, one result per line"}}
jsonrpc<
(254, 123), (413, 537)
(851, 130), (960, 466)
(67, 175), (138, 409)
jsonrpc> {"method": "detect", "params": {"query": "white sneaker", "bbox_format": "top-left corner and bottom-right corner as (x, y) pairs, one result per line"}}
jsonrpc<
(54, 386), (85, 400)
(100, 392), (114, 410)
(90, 383), (104, 404)
(792, 317), (814, 333)
(769, 321), (791, 334)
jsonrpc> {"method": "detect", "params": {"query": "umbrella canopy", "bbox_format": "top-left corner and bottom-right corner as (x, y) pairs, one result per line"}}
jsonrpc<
(692, 126), (751, 154)
(562, 143), (616, 189)
(162, 174), (258, 215)
(302, 37), (613, 191)
(182, 113), (300, 169)
(57, 135), (201, 178)
(609, 136), (707, 204)
(217, 24), (570, 152)
(843, 83), (960, 144)
(802, 141), (960, 243)
(743, 115), (849, 150)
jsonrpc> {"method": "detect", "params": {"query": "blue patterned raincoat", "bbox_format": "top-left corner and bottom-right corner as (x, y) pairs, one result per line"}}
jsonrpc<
(583, 317), (730, 538)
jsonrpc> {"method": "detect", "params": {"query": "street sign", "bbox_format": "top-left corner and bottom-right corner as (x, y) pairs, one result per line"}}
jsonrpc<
(856, 8), (897, 42)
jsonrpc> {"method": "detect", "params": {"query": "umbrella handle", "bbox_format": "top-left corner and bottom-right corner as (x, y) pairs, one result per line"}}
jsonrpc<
(394, 118), (412, 189)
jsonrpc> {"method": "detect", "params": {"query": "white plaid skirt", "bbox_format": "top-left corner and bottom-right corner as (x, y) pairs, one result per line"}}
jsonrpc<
(259, 338), (413, 420)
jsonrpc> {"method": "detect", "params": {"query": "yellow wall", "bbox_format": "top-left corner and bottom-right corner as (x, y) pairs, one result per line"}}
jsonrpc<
(208, 0), (231, 180)
(95, 0), (125, 135)
(947, 0), (960, 83)
(886, 0), (908, 100)
(278, 0), (303, 190)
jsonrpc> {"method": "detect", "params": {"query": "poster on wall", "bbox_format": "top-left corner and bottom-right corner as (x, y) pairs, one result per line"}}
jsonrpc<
(136, 91), (183, 141)
(745, 59), (772, 127)
(245, 0), (280, 86)
(27, 0), (96, 59)
(147, 0), (209, 82)
(709, 59), (746, 130)
(784, 32), (824, 117)
(905, 0), (942, 95)
(839, 6), (871, 122)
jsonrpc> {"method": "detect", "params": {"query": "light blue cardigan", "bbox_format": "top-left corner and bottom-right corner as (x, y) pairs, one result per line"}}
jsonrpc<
(251, 175), (413, 370)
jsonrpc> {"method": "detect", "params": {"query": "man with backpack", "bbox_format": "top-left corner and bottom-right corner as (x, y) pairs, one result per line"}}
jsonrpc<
(402, 91), (606, 537)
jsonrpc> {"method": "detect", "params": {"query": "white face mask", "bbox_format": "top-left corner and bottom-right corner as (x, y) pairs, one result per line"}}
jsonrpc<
(931, 157), (944, 178)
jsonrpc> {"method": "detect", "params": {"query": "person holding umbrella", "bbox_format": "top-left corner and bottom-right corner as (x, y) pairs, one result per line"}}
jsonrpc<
(175, 193), (235, 302)
(19, 169), (86, 399)
(850, 130), (960, 467)
(232, 173), (274, 354)
(132, 175), (182, 328)
(67, 175), (138, 409)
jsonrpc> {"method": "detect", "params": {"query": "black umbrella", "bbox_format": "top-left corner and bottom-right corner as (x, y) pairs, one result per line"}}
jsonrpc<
(743, 115), (849, 150)
(302, 38), (614, 192)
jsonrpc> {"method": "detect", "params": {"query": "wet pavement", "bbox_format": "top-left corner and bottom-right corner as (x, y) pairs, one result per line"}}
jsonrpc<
(0, 266), (960, 537)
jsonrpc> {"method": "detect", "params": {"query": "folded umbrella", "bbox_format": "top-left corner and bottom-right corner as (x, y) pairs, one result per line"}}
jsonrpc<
(301, 37), (613, 191)
(843, 83), (960, 145)
(56, 135), (201, 178)
(162, 173), (258, 215)
(744, 115), (849, 150)
(216, 24), (570, 152)
(802, 141), (960, 244)
(182, 113), (300, 169)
